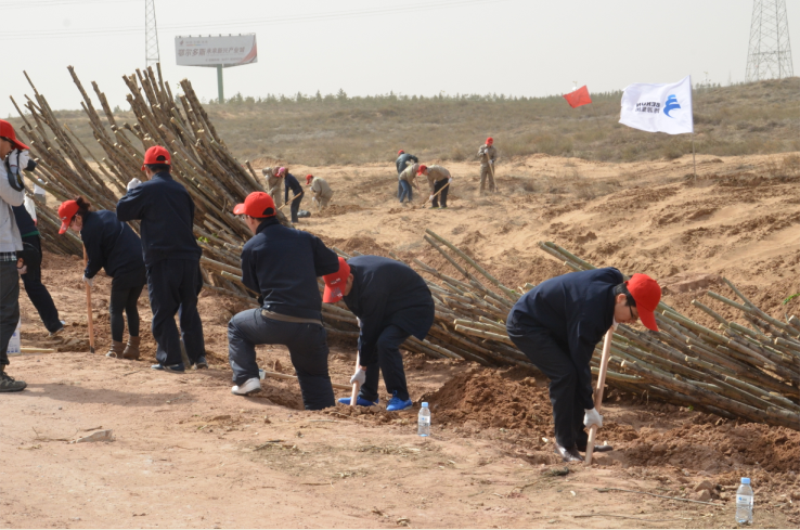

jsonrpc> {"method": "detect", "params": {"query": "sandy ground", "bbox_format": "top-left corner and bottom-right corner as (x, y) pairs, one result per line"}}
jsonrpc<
(3, 152), (800, 528)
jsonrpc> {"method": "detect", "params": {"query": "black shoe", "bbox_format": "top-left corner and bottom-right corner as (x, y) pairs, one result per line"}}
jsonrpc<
(0, 368), (26, 392)
(577, 443), (614, 453)
(555, 443), (584, 463)
(193, 356), (209, 370)
(151, 363), (185, 374)
(48, 320), (66, 337)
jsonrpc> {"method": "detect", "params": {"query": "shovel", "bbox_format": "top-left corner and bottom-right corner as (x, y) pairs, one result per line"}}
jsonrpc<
(585, 323), (616, 466)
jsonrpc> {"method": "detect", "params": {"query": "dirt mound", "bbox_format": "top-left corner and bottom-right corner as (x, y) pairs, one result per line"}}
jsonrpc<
(317, 204), (365, 217)
(421, 368), (553, 432)
(625, 420), (800, 476)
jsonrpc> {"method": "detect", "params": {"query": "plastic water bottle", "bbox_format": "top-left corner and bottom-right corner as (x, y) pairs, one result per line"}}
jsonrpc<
(418, 402), (431, 437)
(7, 319), (21, 356)
(736, 477), (754, 525)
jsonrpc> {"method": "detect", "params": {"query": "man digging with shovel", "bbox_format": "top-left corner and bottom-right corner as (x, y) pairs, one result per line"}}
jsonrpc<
(418, 164), (452, 209)
(323, 256), (434, 411)
(506, 268), (661, 463)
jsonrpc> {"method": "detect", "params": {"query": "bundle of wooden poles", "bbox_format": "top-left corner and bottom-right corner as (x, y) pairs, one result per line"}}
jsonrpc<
(13, 65), (797, 431)
(12, 64), (282, 299)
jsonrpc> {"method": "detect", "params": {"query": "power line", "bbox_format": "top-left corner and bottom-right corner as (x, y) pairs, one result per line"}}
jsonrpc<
(0, 0), (500, 40)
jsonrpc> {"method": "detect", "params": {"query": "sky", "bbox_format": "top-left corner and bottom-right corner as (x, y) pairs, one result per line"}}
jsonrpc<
(1, 0), (799, 117)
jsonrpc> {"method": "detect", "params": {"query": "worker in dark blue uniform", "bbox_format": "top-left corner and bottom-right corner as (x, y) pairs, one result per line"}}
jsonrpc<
(323, 255), (434, 412)
(506, 268), (661, 463)
(276, 167), (303, 224)
(227, 191), (340, 409)
(58, 196), (146, 360)
(116, 145), (205, 373)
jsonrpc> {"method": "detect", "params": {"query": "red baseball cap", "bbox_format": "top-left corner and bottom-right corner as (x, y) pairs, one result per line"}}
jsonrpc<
(626, 273), (662, 331)
(57, 200), (79, 234)
(0, 120), (29, 151)
(486, 137), (493, 145)
(275, 167), (286, 178)
(398, 150), (405, 155)
(233, 192), (276, 218)
(417, 164), (427, 175)
(322, 257), (351, 303)
(141, 145), (171, 170)
(306, 174), (314, 185)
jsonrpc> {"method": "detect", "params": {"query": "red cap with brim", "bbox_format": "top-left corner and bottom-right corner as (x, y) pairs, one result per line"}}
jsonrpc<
(233, 191), (276, 218)
(306, 174), (314, 185)
(398, 150), (404, 155)
(626, 273), (662, 331)
(417, 164), (427, 175)
(0, 120), (29, 151)
(57, 200), (79, 234)
(141, 145), (171, 171)
(322, 257), (350, 303)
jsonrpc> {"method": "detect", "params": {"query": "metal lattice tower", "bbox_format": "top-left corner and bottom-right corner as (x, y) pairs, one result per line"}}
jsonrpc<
(145, 0), (160, 67)
(745, 0), (794, 82)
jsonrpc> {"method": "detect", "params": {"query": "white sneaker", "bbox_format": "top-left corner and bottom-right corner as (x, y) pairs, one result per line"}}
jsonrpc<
(231, 377), (261, 396)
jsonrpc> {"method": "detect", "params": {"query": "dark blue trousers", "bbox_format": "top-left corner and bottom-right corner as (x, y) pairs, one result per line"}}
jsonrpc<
(146, 259), (205, 366)
(20, 236), (61, 333)
(359, 324), (410, 403)
(0, 262), (19, 365)
(228, 309), (335, 410)
(508, 329), (588, 450)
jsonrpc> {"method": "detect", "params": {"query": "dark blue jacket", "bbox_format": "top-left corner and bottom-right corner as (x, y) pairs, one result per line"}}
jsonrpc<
(284, 173), (303, 204)
(395, 153), (418, 174)
(81, 210), (145, 280)
(342, 255), (434, 366)
(506, 267), (622, 410)
(241, 217), (339, 320)
(12, 205), (38, 238)
(116, 172), (201, 266)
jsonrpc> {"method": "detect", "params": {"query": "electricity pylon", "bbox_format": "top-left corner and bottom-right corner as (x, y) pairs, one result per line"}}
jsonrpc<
(145, 0), (160, 67)
(745, 0), (794, 82)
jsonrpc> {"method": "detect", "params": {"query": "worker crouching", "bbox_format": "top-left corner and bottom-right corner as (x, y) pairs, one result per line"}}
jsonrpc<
(506, 268), (661, 463)
(227, 192), (340, 410)
(323, 256), (434, 411)
(418, 164), (452, 209)
(307, 174), (334, 211)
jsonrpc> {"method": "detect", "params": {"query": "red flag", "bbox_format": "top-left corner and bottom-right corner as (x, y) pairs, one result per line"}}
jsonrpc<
(563, 85), (592, 108)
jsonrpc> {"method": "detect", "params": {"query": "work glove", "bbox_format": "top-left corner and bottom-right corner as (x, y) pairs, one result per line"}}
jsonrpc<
(448, 177), (453, 183)
(127, 178), (142, 191)
(83, 275), (93, 287)
(350, 367), (366, 386)
(488, 160), (493, 165)
(428, 194), (435, 202)
(584, 408), (603, 429)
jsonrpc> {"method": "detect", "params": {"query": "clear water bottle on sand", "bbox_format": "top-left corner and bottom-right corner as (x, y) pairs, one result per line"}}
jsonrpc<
(418, 402), (431, 437)
(736, 477), (753, 525)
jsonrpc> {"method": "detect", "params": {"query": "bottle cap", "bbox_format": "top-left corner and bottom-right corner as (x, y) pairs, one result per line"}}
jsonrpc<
(741, 477), (750, 485)
(421, 402), (428, 408)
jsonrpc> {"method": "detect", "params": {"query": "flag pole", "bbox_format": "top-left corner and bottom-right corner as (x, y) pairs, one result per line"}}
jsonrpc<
(692, 132), (697, 180)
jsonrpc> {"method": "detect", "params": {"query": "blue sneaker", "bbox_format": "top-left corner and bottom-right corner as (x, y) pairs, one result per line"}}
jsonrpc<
(386, 393), (413, 412)
(151, 363), (185, 374)
(337, 396), (379, 407)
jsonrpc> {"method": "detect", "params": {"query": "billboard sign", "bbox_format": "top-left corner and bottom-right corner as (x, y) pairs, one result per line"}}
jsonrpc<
(175, 34), (257, 67)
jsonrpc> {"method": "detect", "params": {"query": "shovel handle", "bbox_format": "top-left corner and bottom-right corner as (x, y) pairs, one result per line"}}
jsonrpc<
(585, 325), (615, 466)
(83, 246), (95, 354)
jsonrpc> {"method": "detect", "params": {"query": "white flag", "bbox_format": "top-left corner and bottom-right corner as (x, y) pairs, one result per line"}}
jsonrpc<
(619, 75), (693, 135)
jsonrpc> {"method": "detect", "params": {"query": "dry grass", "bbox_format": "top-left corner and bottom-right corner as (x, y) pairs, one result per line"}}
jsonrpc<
(11, 77), (799, 167)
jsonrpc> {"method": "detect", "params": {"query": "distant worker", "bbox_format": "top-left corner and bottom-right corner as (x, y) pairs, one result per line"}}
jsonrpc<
(276, 167), (303, 224)
(418, 164), (452, 209)
(477, 137), (497, 194)
(8, 149), (65, 337)
(397, 162), (421, 205)
(323, 255), (434, 411)
(506, 268), (661, 463)
(261, 167), (284, 208)
(228, 192), (340, 409)
(307, 174), (334, 211)
(395, 150), (418, 174)
(117, 145), (206, 373)
(58, 196), (146, 360)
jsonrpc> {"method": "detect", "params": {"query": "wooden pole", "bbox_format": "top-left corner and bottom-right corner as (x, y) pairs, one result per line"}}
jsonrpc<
(692, 133), (697, 180)
(83, 246), (95, 354)
(585, 324), (615, 466)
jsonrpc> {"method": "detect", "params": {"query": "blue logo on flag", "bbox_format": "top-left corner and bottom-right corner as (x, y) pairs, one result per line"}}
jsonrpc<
(664, 95), (681, 117)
